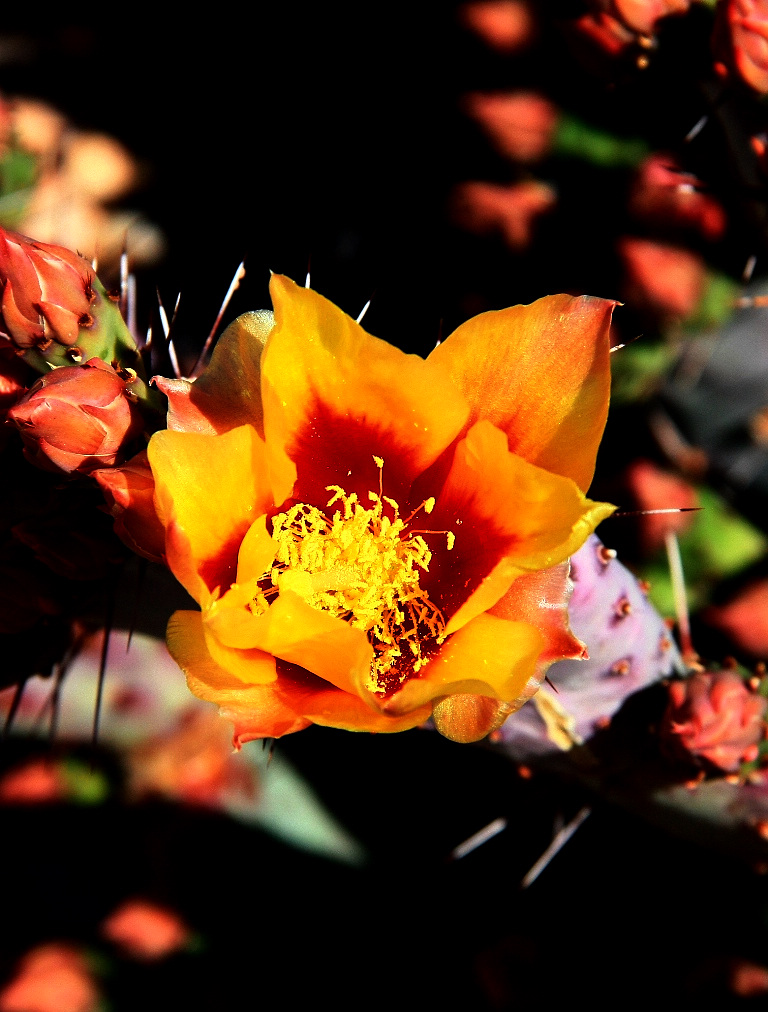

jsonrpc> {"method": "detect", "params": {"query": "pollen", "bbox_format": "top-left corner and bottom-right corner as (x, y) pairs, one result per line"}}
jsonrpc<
(251, 482), (453, 694)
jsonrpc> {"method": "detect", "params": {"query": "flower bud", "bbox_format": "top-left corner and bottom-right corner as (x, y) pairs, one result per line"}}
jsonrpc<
(713, 0), (768, 95)
(661, 670), (768, 772)
(8, 357), (144, 473)
(0, 226), (149, 379)
(0, 226), (95, 351)
(618, 237), (706, 321)
(592, 0), (691, 36)
(629, 154), (727, 242)
(92, 450), (166, 563)
(462, 91), (559, 163)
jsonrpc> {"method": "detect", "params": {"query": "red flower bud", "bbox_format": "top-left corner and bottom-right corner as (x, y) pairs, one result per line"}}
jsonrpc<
(0, 227), (95, 352)
(92, 450), (166, 564)
(713, 0), (768, 95)
(661, 670), (768, 772)
(7, 357), (144, 473)
(629, 154), (727, 242)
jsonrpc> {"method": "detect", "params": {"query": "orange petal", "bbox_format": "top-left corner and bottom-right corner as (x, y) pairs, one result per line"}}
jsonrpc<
(424, 420), (614, 633)
(429, 293), (615, 491)
(222, 665), (429, 743)
(261, 274), (469, 508)
(157, 310), (274, 438)
(205, 588), (373, 696)
(383, 613), (545, 716)
(170, 611), (426, 741)
(148, 425), (273, 601)
(168, 610), (306, 740)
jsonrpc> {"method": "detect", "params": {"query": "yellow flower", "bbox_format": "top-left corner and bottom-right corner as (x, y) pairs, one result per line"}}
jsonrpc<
(147, 276), (616, 744)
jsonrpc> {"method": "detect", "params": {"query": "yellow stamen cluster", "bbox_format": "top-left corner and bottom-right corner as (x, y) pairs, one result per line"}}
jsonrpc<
(252, 468), (452, 693)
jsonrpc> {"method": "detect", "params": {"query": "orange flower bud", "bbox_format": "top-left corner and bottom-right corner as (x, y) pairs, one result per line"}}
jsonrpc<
(460, 1), (537, 53)
(618, 236), (706, 320)
(0, 227), (95, 352)
(703, 580), (768, 658)
(93, 450), (166, 563)
(101, 899), (191, 962)
(0, 944), (100, 1012)
(8, 357), (144, 473)
(713, 0), (768, 94)
(661, 670), (768, 772)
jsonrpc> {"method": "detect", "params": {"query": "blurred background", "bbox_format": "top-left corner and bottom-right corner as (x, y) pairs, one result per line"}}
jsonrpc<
(6, 2), (768, 1008)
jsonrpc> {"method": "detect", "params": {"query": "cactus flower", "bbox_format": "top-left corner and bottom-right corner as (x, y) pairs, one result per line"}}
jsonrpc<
(148, 275), (616, 745)
(661, 670), (768, 772)
(8, 357), (144, 473)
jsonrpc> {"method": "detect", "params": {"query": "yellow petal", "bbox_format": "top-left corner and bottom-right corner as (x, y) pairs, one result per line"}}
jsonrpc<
(429, 294), (615, 491)
(236, 515), (277, 584)
(204, 588), (374, 697)
(169, 611), (427, 740)
(382, 613), (544, 715)
(148, 425), (273, 601)
(167, 609), (277, 689)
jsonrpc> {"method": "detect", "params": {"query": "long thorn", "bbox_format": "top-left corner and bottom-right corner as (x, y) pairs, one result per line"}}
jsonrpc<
(450, 817), (507, 860)
(156, 289), (180, 377)
(520, 806), (591, 888)
(684, 115), (708, 142)
(2, 679), (27, 739)
(610, 334), (643, 353)
(190, 261), (246, 378)
(48, 663), (65, 744)
(665, 531), (696, 665)
(120, 246), (129, 320)
(356, 298), (372, 324)
(612, 507), (701, 518)
(126, 558), (148, 652)
(92, 586), (117, 752)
